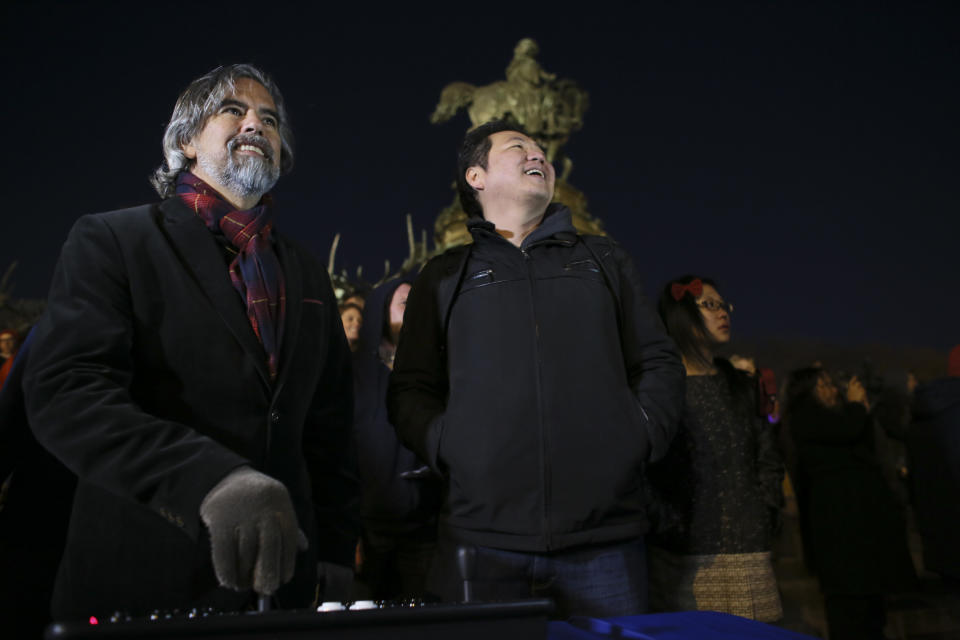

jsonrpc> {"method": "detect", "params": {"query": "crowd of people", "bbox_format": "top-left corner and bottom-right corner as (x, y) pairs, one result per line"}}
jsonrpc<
(329, 217), (957, 639)
(0, 63), (957, 640)
(341, 269), (955, 638)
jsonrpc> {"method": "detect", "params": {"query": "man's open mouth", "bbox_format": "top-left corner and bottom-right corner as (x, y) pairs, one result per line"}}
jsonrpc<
(230, 136), (272, 162)
(525, 168), (544, 178)
(237, 144), (265, 157)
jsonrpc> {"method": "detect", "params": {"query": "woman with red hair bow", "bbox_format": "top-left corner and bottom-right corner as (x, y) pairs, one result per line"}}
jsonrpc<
(645, 275), (784, 622)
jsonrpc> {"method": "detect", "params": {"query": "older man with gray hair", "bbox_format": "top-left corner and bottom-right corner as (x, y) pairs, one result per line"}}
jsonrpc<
(24, 64), (358, 619)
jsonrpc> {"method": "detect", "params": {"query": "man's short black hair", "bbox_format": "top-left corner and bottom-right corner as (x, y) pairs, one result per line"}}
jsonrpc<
(456, 119), (531, 219)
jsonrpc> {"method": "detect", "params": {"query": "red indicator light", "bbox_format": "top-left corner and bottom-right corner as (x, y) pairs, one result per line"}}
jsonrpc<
(89, 616), (99, 625)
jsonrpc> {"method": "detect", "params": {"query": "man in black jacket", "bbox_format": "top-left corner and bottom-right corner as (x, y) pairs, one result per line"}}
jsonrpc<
(24, 64), (358, 619)
(388, 121), (684, 617)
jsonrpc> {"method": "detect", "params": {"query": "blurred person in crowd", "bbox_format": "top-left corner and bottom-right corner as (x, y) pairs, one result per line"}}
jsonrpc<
(873, 368), (918, 505)
(343, 291), (366, 310)
(23, 64), (358, 619)
(340, 302), (363, 352)
(0, 329), (16, 364)
(0, 331), (78, 637)
(876, 369), (919, 438)
(0, 329), (18, 389)
(907, 345), (960, 582)
(784, 367), (915, 639)
(352, 276), (439, 599)
(646, 276), (784, 622)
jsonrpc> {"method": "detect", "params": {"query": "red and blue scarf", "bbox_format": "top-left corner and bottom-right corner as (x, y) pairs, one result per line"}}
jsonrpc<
(177, 172), (285, 380)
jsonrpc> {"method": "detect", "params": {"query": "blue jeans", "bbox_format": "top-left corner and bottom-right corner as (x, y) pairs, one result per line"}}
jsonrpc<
(427, 535), (648, 619)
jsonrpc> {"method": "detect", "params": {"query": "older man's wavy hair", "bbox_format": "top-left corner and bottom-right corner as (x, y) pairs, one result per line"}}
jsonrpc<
(150, 64), (295, 198)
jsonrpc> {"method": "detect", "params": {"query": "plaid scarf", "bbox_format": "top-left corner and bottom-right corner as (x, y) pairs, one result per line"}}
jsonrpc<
(177, 172), (285, 379)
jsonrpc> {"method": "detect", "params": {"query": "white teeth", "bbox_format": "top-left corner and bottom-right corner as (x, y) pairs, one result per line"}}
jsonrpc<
(238, 144), (265, 156)
(525, 169), (544, 177)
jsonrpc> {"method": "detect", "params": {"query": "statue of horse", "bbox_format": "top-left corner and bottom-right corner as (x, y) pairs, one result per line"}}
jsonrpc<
(431, 81), (542, 133)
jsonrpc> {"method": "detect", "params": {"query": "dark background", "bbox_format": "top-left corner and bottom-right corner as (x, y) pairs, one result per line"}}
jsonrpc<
(2, 2), (957, 354)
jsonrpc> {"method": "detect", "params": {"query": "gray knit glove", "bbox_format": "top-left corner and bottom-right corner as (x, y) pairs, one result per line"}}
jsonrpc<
(200, 466), (308, 595)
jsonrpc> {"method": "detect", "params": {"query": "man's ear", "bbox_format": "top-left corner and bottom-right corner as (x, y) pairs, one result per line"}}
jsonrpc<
(465, 166), (484, 191)
(181, 139), (198, 161)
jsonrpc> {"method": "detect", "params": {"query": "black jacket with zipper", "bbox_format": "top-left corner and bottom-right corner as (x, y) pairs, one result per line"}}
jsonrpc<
(388, 205), (683, 552)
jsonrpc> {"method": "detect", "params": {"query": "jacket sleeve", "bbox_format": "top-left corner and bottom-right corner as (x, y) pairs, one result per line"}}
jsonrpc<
(301, 276), (360, 567)
(612, 244), (685, 462)
(22, 214), (248, 540)
(387, 257), (449, 474)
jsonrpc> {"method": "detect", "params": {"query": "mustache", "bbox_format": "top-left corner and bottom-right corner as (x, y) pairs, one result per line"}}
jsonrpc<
(228, 134), (275, 163)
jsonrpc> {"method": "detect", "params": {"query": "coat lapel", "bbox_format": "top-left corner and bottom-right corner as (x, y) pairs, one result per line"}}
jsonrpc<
(157, 198), (272, 388)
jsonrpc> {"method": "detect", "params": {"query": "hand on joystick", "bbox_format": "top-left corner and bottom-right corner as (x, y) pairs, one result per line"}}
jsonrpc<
(200, 466), (308, 595)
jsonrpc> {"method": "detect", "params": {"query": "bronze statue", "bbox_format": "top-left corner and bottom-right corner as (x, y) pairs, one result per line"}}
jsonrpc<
(328, 38), (606, 293)
(431, 38), (604, 250)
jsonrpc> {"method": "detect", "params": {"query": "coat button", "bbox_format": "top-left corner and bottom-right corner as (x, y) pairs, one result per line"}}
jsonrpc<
(270, 410), (280, 424)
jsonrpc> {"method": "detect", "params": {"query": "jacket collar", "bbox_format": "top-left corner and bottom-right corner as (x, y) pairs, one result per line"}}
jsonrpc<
(466, 203), (577, 248)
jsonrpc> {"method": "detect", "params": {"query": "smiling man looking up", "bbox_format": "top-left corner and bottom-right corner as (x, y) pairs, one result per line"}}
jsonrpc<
(24, 64), (357, 619)
(388, 121), (685, 617)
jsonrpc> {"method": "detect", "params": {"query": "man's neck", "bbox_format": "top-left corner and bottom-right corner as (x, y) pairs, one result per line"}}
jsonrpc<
(483, 203), (548, 248)
(225, 192), (261, 211)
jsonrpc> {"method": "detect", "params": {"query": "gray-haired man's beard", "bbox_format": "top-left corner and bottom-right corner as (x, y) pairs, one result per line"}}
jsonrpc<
(196, 135), (280, 204)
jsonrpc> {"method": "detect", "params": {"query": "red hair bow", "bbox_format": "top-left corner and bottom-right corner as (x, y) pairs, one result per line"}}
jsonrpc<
(671, 278), (703, 301)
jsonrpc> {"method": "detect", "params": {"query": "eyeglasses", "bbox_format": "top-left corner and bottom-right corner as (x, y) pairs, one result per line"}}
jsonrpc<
(697, 299), (734, 314)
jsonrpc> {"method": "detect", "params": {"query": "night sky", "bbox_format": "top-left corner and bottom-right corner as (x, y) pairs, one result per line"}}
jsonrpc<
(3, 2), (957, 351)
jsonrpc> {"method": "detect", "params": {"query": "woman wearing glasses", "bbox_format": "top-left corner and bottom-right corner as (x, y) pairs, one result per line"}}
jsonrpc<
(646, 275), (784, 622)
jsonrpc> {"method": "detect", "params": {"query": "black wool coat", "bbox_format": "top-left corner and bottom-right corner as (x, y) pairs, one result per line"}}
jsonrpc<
(24, 198), (359, 619)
